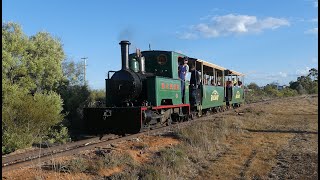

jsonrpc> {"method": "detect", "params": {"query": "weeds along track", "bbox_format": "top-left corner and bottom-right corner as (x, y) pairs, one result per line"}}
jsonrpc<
(1, 95), (312, 173)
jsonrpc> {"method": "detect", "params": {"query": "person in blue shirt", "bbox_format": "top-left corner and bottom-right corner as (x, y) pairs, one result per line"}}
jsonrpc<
(178, 57), (189, 103)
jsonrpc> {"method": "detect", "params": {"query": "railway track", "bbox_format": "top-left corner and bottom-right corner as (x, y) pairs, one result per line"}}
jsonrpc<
(2, 96), (309, 173)
(2, 119), (199, 173)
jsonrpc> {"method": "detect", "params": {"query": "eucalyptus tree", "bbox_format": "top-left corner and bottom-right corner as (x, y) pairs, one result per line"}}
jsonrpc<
(2, 22), (66, 153)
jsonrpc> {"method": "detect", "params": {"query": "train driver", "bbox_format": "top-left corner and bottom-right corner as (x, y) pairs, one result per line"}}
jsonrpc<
(178, 57), (189, 103)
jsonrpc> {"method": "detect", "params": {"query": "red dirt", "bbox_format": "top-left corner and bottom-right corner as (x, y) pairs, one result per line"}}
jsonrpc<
(2, 135), (180, 179)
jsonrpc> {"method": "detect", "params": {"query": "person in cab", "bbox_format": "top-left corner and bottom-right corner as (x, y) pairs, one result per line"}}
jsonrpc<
(189, 64), (200, 105)
(178, 57), (189, 103)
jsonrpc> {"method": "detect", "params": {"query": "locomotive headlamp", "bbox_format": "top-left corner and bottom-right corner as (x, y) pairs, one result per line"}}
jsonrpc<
(157, 54), (167, 65)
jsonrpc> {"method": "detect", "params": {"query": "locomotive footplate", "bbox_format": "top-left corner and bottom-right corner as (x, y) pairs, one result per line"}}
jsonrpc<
(83, 107), (143, 134)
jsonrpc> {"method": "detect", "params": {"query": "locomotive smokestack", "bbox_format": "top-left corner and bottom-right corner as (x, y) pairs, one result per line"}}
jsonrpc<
(119, 40), (131, 70)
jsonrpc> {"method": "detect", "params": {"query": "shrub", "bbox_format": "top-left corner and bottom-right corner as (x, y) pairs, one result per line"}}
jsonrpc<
(43, 124), (70, 145)
(176, 120), (229, 152)
(58, 85), (90, 131)
(67, 157), (88, 173)
(138, 165), (164, 180)
(103, 152), (134, 168)
(309, 84), (318, 94)
(87, 89), (106, 107)
(2, 88), (64, 154)
(156, 147), (186, 169)
(281, 88), (298, 97)
(2, 22), (67, 154)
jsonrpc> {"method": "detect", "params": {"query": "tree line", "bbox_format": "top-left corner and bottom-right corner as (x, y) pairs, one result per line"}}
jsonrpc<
(245, 68), (318, 103)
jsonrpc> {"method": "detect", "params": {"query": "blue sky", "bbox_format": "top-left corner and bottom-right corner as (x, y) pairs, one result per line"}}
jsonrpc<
(3, 0), (318, 89)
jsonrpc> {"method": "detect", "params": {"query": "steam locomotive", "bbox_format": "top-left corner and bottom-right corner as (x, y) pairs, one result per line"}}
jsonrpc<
(83, 40), (244, 134)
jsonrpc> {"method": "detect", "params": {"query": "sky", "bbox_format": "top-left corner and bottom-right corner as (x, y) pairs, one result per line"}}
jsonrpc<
(3, 0), (318, 89)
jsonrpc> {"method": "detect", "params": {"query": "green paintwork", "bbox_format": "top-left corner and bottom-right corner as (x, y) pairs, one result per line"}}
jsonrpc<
(147, 76), (183, 106)
(231, 87), (245, 104)
(129, 59), (139, 72)
(184, 81), (190, 104)
(136, 51), (189, 106)
(201, 85), (226, 109)
(106, 51), (189, 107)
(135, 51), (187, 79)
(107, 50), (244, 108)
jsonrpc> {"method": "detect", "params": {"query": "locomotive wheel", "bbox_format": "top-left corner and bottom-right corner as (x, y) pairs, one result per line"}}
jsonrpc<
(142, 123), (151, 131)
(189, 113), (194, 120)
(212, 107), (217, 113)
(166, 117), (172, 126)
(183, 115), (189, 122)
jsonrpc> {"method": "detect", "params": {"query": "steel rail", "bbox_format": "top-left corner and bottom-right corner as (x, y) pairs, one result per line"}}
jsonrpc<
(2, 123), (186, 172)
(2, 134), (118, 166)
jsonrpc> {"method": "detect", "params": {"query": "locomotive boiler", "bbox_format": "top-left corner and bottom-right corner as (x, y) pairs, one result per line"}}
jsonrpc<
(108, 41), (146, 107)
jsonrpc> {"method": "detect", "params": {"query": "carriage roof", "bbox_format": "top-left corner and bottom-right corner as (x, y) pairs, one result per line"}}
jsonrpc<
(190, 58), (245, 76)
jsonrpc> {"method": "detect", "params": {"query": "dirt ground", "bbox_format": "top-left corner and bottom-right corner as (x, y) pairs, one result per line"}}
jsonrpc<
(202, 95), (318, 180)
(2, 135), (180, 180)
(2, 95), (318, 180)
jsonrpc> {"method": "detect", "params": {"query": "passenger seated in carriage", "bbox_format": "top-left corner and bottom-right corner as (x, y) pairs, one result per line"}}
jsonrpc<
(211, 79), (216, 86)
(226, 79), (233, 87)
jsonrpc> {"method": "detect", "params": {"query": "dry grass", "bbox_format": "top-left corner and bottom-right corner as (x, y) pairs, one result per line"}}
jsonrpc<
(240, 95), (318, 132)
(128, 95), (318, 179)
(105, 114), (246, 179)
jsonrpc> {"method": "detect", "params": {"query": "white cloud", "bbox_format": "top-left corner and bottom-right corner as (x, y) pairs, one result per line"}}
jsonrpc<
(265, 72), (288, 79)
(311, 57), (318, 63)
(310, 18), (318, 22)
(178, 14), (290, 39)
(255, 17), (290, 30)
(178, 32), (198, 40)
(246, 71), (288, 81)
(175, 50), (184, 54)
(279, 72), (288, 77)
(296, 17), (318, 23)
(304, 27), (318, 35)
(193, 23), (220, 37)
(296, 67), (310, 76)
